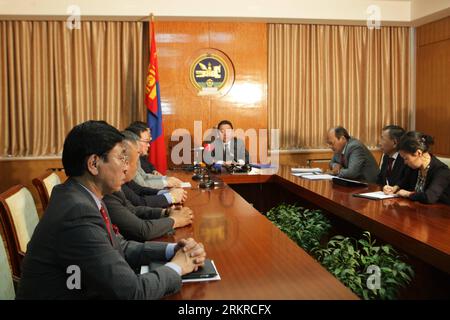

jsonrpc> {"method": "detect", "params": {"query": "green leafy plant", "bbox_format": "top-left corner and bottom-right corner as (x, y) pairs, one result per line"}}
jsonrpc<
(266, 203), (331, 254)
(267, 203), (414, 300)
(316, 231), (414, 300)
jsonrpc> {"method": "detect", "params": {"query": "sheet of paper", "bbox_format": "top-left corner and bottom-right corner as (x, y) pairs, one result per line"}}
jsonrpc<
(292, 172), (318, 177)
(291, 167), (322, 173)
(300, 174), (334, 180)
(355, 191), (399, 200)
(180, 182), (192, 188)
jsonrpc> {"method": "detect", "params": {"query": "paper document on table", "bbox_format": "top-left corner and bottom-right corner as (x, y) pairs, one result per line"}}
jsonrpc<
(180, 182), (192, 188)
(353, 191), (399, 200)
(300, 174), (334, 180)
(291, 167), (322, 173)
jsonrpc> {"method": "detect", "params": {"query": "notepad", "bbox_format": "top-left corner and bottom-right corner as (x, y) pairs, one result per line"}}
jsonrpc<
(353, 191), (399, 200)
(140, 259), (221, 283)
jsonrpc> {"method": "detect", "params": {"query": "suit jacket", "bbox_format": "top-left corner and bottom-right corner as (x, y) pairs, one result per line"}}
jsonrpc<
(407, 156), (450, 205)
(17, 179), (181, 300)
(133, 163), (166, 189)
(123, 181), (170, 208)
(103, 190), (174, 242)
(140, 156), (156, 174)
(330, 138), (380, 183)
(208, 137), (249, 163)
(376, 154), (418, 189)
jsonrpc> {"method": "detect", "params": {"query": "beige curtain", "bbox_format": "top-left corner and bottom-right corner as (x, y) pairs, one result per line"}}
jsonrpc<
(0, 21), (147, 157)
(268, 24), (411, 149)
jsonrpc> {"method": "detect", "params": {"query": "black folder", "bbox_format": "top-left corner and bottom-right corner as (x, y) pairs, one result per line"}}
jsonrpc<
(149, 258), (218, 280)
(332, 177), (368, 188)
(182, 259), (218, 280)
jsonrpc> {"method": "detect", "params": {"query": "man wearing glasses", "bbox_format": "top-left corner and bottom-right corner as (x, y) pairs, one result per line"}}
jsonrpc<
(17, 120), (206, 299)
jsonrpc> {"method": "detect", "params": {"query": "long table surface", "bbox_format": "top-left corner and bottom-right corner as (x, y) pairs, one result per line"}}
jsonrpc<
(219, 165), (450, 274)
(163, 170), (358, 300)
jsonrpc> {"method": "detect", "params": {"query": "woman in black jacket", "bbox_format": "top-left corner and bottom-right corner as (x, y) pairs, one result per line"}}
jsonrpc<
(383, 131), (450, 205)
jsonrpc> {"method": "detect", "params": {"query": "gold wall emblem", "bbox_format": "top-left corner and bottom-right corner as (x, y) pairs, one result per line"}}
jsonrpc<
(189, 50), (234, 96)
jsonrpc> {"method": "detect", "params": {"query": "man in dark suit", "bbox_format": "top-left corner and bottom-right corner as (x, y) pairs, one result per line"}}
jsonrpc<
(17, 121), (206, 299)
(126, 121), (184, 189)
(377, 125), (417, 188)
(207, 120), (249, 165)
(104, 131), (193, 242)
(327, 126), (379, 183)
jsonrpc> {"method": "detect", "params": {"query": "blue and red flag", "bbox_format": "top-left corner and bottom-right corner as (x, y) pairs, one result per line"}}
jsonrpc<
(145, 19), (167, 174)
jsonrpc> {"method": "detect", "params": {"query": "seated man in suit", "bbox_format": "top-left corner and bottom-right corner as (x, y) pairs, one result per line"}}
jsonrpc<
(377, 125), (417, 188)
(126, 121), (183, 189)
(383, 131), (450, 204)
(17, 121), (206, 299)
(104, 131), (193, 242)
(327, 126), (379, 183)
(206, 120), (249, 165)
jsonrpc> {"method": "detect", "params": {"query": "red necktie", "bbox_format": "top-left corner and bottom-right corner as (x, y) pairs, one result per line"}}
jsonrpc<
(100, 204), (115, 244)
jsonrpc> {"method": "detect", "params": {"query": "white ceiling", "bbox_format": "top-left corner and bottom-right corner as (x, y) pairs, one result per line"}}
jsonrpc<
(0, 0), (448, 26)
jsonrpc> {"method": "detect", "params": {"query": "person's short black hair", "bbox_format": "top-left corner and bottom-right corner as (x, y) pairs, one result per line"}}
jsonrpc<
(332, 126), (350, 140)
(62, 120), (124, 177)
(125, 121), (148, 137)
(217, 120), (233, 129)
(398, 131), (434, 154)
(382, 125), (405, 144)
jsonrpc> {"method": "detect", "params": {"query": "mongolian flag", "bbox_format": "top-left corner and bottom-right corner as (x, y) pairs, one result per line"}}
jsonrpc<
(145, 19), (167, 174)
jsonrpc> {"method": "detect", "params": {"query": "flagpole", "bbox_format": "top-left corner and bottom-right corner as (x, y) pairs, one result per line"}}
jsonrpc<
(149, 13), (154, 54)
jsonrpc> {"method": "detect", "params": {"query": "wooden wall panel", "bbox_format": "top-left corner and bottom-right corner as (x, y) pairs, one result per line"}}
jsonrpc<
(416, 16), (450, 157)
(155, 21), (267, 163)
(417, 16), (450, 47)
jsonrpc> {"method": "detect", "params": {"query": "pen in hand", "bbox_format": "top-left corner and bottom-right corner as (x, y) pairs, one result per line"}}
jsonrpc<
(384, 178), (395, 195)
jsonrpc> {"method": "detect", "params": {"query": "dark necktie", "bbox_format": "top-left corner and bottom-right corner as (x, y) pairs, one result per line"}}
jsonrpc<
(387, 157), (394, 177)
(340, 154), (346, 167)
(224, 143), (229, 161)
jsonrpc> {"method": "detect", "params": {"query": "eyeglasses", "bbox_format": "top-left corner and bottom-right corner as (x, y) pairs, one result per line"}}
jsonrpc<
(139, 139), (151, 144)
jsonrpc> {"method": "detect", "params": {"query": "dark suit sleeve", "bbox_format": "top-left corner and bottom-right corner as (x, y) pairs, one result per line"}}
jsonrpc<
(104, 195), (174, 241)
(330, 153), (340, 169)
(56, 205), (181, 299)
(409, 167), (450, 204)
(117, 235), (169, 267)
(338, 144), (366, 180)
(123, 184), (170, 208)
(398, 168), (419, 191)
(376, 156), (386, 186)
(128, 180), (159, 196)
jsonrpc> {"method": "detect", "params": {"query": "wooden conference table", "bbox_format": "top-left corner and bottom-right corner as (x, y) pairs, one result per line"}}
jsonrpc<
(163, 169), (358, 300)
(221, 165), (450, 276)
